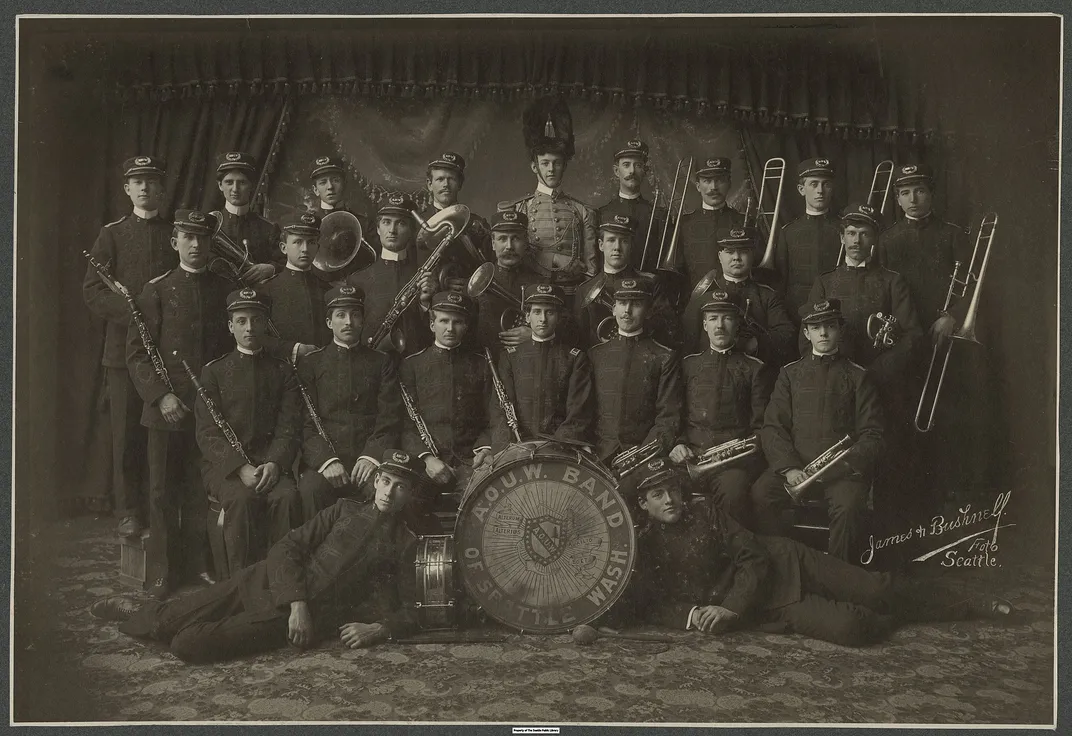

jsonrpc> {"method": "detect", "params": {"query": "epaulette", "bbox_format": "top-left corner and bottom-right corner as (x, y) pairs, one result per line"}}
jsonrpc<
(569, 347), (581, 357)
(636, 269), (656, 280)
(682, 209), (697, 217)
(741, 353), (765, 365)
(496, 194), (534, 211)
(651, 339), (674, 353)
(819, 266), (838, 277)
(756, 282), (776, 292)
(205, 354), (228, 367)
(263, 271), (282, 283)
(104, 215), (129, 228)
(784, 356), (805, 368)
(304, 346), (327, 357)
(404, 347), (429, 360)
(944, 221), (970, 235)
(846, 358), (867, 372)
(148, 268), (173, 284)
(683, 351), (704, 360)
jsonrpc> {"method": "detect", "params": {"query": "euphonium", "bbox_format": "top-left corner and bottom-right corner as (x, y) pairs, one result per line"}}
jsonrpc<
(686, 435), (760, 481)
(466, 262), (524, 330)
(784, 434), (854, 503)
(611, 438), (662, 479)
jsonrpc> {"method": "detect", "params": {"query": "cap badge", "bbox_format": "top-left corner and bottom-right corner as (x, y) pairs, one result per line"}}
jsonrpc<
(300, 213), (316, 225)
(340, 285), (356, 295)
(388, 193), (404, 206)
(627, 139), (642, 149)
(134, 156), (151, 166)
(447, 293), (462, 304)
(240, 288), (257, 299)
(315, 156), (330, 166)
(816, 158), (830, 167)
(712, 290), (729, 300)
(503, 212), (517, 222)
(859, 205), (874, 215)
(815, 300), (830, 312)
(443, 153), (457, 162)
(536, 284), (552, 294)
(620, 279), (638, 289)
(188, 211), (205, 223)
(226, 152), (242, 162)
(903, 165), (918, 175)
(707, 159), (719, 167)
(646, 458), (666, 471)
(729, 228), (747, 239)
(392, 451), (409, 464)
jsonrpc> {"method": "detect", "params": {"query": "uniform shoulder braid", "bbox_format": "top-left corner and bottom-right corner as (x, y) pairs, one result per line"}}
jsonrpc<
(741, 353), (765, 365)
(497, 194), (534, 211)
(148, 269), (174, 284)
(105, 215), (130, 228)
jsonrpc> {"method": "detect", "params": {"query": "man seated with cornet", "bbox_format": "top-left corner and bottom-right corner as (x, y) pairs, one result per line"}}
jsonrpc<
(751, 298), (884, 563)
(469, 210), (542, 353)
(670, 290), (774, 528)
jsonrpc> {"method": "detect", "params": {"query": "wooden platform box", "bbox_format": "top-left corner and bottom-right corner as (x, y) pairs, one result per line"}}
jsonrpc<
(119, 531), (150, 589)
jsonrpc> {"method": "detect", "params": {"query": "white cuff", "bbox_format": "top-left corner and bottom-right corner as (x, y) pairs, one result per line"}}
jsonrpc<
(291, 343), (301, 364)
(357, 455), (379, 467)
(318, 457), (341, 474)
(686, 606), (699, 630)
(473, 446), (491, 454)
(418, 452), (432, 459)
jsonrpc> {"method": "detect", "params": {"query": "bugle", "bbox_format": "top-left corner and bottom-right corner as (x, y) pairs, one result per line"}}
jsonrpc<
(784, 434), (854, 503)
(611, 438), (662, 479)
(914, 213), (998, 433)
(685, 435), (760, 481)
(467, 262), (524, 331)
(754, 158), (787, 271)
(866, 312), (898, 349)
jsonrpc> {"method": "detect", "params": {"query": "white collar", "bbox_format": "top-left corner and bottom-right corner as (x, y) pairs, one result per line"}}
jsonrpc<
(710, 343), (735, 355)
(225, 202), (251, 216)
(380, 247), (407, 263)
(132, 206), (159, 220)
(844, 256), (869, 268)
(617, 190), (641, 200)
(805, 207), (829, 216)
(532, 333), (556, 343)
(237, 345), (263, 356)
(333, 338), (360, 350)
(179, 262), (207, 274)
(618, 327), (644, 338)
(604, 263), (629, 275)
(723, 273), (748, 283)
(701, 202), (725, 212)
(319, 201), (336, 211)
(286, 262), (311, 272)
(536, 182), (557, 197)
(812, 348), (840, 357)
(905, 212), (932, 221)
(434, 340), (457, 350)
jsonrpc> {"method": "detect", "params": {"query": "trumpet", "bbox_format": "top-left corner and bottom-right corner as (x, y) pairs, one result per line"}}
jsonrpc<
(467, 262), (524, 331)
(754, 158), (787, 271)
(685, 435), (760, 481)
(784, 435), (854, 503)
(365, 205), (471, 349)
(914, 213), (998, 433)
(208, 210), (255, 281)
(866, 311), (898, 349)
(611, 438), (662, 479)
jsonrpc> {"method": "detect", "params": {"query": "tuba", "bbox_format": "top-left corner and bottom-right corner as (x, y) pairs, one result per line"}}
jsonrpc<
(685, 435), (760, 481)
(611, 438), (662, 479)
(784, 435), (854, 503)
(467, 262), (524, 330)
(313, 210), (376, 275)
(914, 213), (998, 432)
(208, 210), (254, 282)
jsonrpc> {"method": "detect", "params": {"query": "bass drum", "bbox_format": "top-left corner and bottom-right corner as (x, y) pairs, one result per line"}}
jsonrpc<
(455, 440), (636, 633)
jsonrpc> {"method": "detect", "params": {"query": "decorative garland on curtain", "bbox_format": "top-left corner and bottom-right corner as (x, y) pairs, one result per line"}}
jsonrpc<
(253, 93), (294, 215)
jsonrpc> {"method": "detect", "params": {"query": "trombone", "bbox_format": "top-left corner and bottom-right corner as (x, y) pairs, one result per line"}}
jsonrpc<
(639, 184), (661, 272)
(914, 213), (998, 433)
(754, 158), (787, 271)
(836, 160), (894, 265)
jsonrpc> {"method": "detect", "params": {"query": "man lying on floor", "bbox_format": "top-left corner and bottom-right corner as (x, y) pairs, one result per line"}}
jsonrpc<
(89, 449), (429, 663)
(614, 456), (1014, 646)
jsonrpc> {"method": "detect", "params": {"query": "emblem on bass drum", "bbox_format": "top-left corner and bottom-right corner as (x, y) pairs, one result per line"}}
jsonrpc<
(454, 441), (636, 633)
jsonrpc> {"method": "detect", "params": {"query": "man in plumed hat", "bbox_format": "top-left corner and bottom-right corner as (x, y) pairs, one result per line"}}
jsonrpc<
(261, 211), (332, 363)
(489, 283), (595, 454)
(676, 156), (746, 291)
(597, 139), (671, 272)
(588, 277), (683, 465)
(89, 449), (434, 663)
(670, 289), (775, 527)
(751, 299), (885, 562)
(772, 157), (842, 325)
(296, 284), (403, 519)
(195, 286), (303, 577)
(499, 98), (598, 290)
(418, 151), (492, 265)
(214, 151), (282, 282)
(126, 209), (234, 598)
(471, 209), (543, 352)
(84, 154), (177, 537)
(616, 456), (1014, 644)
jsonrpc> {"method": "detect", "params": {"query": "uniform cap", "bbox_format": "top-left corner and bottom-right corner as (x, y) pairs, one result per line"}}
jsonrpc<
(618, 456), (681, 499)
(490, 210), (529, 233)
(216, 151), (257, 176)
(280, 211), (323, 236)
(122, 155), (167, 178)
(797, 157), (836, 179)
(717, 227), (757, 250)
(799, 298), (845, 325)
(695, 157), (732, 177)
(226, 286), (271, 313)
(326, 284), (365, 310)
(701, 289), (745, 314)
(173, 209), (217, 236)
(598, 214), (638, 236)
(613, 277), (654, 301)
(893, 163), (934, 187)
(428, 151), (466, 173)
(840, 203), (880, 230)
(430, 290), (475, 316)
(378, 449), (430, 489)
(614, 139), (649, 160)
(522, 282), (565, 307)
(377, 192), (417, 217)
(310, 156), (347, 180)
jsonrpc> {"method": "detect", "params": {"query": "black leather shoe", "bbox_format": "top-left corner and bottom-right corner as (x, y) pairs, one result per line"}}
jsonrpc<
(90, 596), (141, 622)
(146, 577), (170, 601)
(117, 517), (142, 538)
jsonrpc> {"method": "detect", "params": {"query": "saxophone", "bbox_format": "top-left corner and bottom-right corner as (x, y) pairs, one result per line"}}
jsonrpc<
(178, 354), (253, 466)
(83, 250), (177, 394)
(484, 347), (522, 443)
(399, 381), (439, 457)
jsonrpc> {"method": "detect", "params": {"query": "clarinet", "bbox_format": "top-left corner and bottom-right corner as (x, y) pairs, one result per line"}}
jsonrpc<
(291, 364), (337, 456)
(399, 381), (440, 457)
(83, 250), (177, 394)
(177, 353), (253, 466)
(484, 347), (522, 443)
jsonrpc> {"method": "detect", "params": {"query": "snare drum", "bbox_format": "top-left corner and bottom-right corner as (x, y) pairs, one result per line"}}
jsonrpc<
(454, 440), (636, 633)
(414, 534), (459, 630)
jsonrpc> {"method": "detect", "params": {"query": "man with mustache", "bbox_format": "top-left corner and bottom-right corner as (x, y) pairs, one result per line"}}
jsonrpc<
(126, 209), (233, 599)
(675, 157), (745, 290)
(261, 212), (332, 363)
(588, 278), (683, 466)
(750, 299), (885, 562)
(84, 155), (177, 538)
(88, 449), (432, 663)
(214, 152), (283, 283)
(418, 151), (492, 268)
(772, 158), (842, 326)
(296, 285), (403, 519)
(471, 210), (542, 353)
(597, 139), (670, 272)
(670, 290), (774, 528)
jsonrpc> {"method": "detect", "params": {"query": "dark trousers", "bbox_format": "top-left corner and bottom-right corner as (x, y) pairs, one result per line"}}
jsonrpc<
(751, 469), (870, 562)
(118, 564), (288, 663)
(297, 468), (368, 522)
(204, 472), (301, 577)
(107, 367), (147, 519)
(146, 428), (208, 585)
(695, 457), (763, 530)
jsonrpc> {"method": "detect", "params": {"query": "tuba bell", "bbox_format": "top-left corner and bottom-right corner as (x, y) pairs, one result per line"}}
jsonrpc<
(314, 210), (376, 275)
(466, 262), (524, 330)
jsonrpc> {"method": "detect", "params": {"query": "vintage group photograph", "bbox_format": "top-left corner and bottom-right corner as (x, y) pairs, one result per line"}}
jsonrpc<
(11, 11), (1061, 728)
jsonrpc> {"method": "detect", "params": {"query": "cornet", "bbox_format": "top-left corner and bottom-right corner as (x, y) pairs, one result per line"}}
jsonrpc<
(866, 312), (898, 349)
(784, 435), (854, 503)
(611, 438), (662, 479)
(685, 435), (760, 481)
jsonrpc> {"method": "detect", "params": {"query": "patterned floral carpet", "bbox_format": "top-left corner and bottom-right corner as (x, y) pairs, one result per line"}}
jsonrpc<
(12, 516), (1055, 725)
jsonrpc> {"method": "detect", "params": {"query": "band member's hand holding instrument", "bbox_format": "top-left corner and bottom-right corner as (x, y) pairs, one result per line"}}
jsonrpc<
(783, 434), (855, 503)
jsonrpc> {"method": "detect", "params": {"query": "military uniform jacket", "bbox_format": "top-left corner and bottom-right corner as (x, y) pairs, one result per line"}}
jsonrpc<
(773, 212), (842, 320)
(297, 342), (403, 471)
(345, 254), (424, 353)
(877, 215), (969, 324)
(399, 345), (492, 464)
(631, 503), (807, 629)
(761, 353), (884, 478)
(473, 263), (542, 351)
(491, 338), (595, 452)
(676, 206), (745, 289)
(588, 333), (683, 462)
(261, 267), (332, 360)
(195, 348), (302, 481)
(806, 262), (923, 383)
(83, 212), (177, 368)
(126, 267), (233, 431)
(217, 208), (284, 272)
(680, 348), (775, 450)
(597, 195), (671, 271)
(682, 276), (797, 365)
(509, 190), (598, 284)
